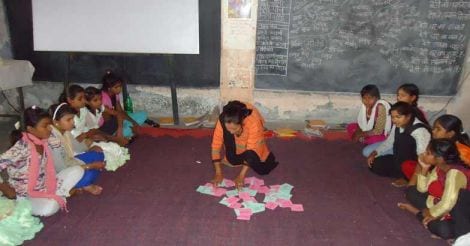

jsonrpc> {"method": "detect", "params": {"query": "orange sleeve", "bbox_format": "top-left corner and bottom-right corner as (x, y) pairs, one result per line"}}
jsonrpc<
(211, 120), (224, 161)
(246, 103), (265, 126)
(457, 142), (470, 166)
(245, 117), (266, 156)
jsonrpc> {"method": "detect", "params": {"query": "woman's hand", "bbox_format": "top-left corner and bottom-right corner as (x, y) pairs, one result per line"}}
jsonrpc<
(418, 154), (431, 172)
(89, 162), (105, 170)
(234, 165), (249, 190)
(211, 173), (224, 186)
(76, 133), (88, 143)
(422, 208), (437, 227)
(89, 146), (103, 152)
(212, 161), (223, 186)
(91, 134), (107, 142)
(367, 151), (377, 168)
(0, 183), (16, 199)
(117, 111), (127, 119)
(104, 107), (119, 117)
(234, 175), (245, 190)
(352, 129), (364, 142)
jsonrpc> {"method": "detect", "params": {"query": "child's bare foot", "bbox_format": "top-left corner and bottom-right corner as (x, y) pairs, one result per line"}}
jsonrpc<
(391, 178), (408, 188)
(83, 185), (103, 195)
(69, 188), (83, 196)
(397, 202), (419, 215)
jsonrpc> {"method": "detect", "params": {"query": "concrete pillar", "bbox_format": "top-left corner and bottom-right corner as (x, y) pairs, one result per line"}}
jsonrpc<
(219, 0), (258, 104)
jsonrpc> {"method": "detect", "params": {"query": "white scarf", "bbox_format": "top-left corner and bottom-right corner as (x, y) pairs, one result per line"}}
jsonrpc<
(357, 99), (392, 136)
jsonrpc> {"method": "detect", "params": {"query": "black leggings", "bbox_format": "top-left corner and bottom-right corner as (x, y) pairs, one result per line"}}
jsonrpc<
(99, 116), (118, 135)
(406, 186), (470, 239)
(222, 125), (278, 175)
(369, 155), (404, 179)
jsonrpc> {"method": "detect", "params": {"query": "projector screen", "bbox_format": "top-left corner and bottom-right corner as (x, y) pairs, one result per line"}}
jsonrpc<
(32, 0), (199, 54)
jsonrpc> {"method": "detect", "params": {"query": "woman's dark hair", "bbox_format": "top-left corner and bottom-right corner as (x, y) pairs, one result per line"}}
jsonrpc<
(85, 86), (101, 101)
(397, 83), (429, 125)
(59, 84), (85, 103)
(101, 70), (123, 92)
(412, 107), (429, 126)
(390, 101), (414, 117)
(360, 84), (381, 99)
(221, 101), (252, 125)
(435, 114), (470, 146)
(10, 106), (50, 146)
(429, 139), (461, 164)
(398, 83), (420, 106)
(9, 129), (23, 147)
(48, 103), (77, 121)
(390, 101), (429, 127)
(84, 86), (103, 113)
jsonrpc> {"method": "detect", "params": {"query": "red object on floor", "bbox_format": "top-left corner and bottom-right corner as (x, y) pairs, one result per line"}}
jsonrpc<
(138, 126), (349, 141)
(401, 160), (417, 180)
(137, 126), (213, 138)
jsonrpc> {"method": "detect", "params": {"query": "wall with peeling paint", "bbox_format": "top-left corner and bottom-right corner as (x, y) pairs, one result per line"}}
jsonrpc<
(19, 82), (219, 118)
(253, 90), (452, 123)
(0, 2), (468, 130)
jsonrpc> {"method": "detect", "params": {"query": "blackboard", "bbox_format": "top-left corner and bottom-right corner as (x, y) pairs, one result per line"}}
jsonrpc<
(5, 0), (220, 87)
(255, 0), (470, 95)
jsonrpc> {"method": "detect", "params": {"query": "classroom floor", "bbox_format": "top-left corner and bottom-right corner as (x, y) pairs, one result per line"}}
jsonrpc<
(23, 131), (446, 246)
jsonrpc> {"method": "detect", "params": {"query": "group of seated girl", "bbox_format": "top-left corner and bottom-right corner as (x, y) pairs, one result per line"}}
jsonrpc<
(0, 71), (157, 246)
(348, 83), (470, 242)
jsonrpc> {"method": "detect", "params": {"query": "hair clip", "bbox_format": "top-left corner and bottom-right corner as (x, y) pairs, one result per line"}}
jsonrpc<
(14, 121), (20, 130)
(31, 105), (37, 109)
(53, 103), (68, 120)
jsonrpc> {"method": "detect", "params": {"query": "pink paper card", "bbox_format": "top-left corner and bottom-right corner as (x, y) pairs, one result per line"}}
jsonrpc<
(249, 184), (260, 190)
(270, 185), (281, 192)
(223, 179), (235, 187)
(277, 199), (293, 208)
(253, 177), (265, 186)
(226, 196), (240, 204)
(229, 203), (242, 209)
(238, 192), (251, 200)
(265, 202), (278, 210)
(244, 177), (254, 185)
(213, 188), (227, 197)
(256, 186), (270, 194)
(290, 204), (304, 212)
(238, 208), (253, 216)
(243, 197), (257, 202)
(237, 215), (251, 221)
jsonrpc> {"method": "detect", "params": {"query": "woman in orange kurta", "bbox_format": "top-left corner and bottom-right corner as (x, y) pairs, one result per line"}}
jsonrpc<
(211, 101), (278, 189)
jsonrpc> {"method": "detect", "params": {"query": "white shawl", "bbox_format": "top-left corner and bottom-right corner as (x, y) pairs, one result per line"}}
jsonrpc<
(357, 99), (392, 136)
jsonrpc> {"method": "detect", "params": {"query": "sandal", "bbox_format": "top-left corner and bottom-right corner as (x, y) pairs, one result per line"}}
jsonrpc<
(391, 178), (408, 188)
(145, 119), (160, 128)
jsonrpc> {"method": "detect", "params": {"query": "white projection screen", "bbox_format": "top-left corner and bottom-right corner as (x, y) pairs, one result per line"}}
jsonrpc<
(32, 0), (199, 54)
